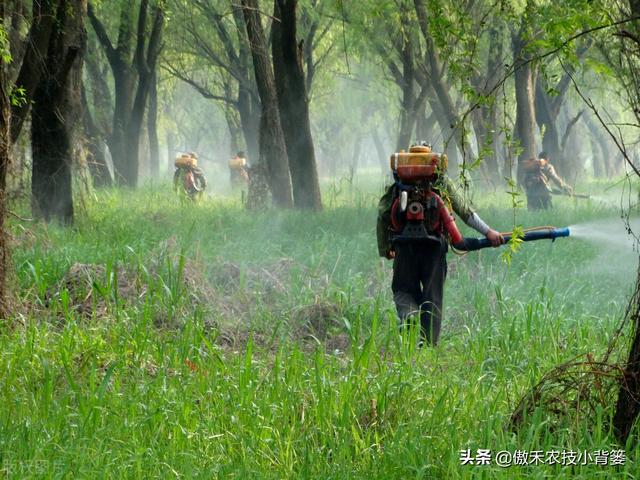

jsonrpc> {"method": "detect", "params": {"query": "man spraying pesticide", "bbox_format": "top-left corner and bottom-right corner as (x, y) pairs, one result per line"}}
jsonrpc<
(377, 142), (570, 346)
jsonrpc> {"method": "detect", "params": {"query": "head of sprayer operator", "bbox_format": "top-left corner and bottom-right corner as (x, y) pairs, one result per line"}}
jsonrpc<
(377, 142), (505, 346)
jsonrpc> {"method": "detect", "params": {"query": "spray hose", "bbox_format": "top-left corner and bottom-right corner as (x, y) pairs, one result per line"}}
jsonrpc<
(453, 226), (570, 252)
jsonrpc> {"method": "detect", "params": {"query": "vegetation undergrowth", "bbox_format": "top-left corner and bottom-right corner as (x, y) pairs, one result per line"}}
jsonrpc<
(1, 179), (638, 478)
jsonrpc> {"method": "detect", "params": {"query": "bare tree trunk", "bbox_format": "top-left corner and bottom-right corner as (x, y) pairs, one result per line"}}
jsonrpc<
(512, 32), (537, 184)
(612, 6), (640, 443)
(535, 79), (562, 161)
(428, 94), (460, 177)
(31, 0), (86, 224)
(8, 0), (28, 82)
(109, 64), (135, 183)
(237, 87), (261, 164)
(167, 131), (176, 174)
(10, 0), (58, 144)
(272, 0), (322, 210)
(84, 50), (113, 135)
(221, 81), (242, 156)
(614, 269), (640, 442)
(241, 0), (293, 208)
(470, 22), (504, 181)
(350, 138), (362, 176)
(81, 83), (113, 186)
(485, 24), (504, 178)
(372, 129), (388, 173)
(583, 113), (615, 177)
(223, 109), (242, 157)
(589, 134), (605, 178)
(148, 70), (160, 180)
(0, 4), (12, 318)
(231, 3), (261, 164)
(415, 109), (435, 147)
(396, 35), (418, 151)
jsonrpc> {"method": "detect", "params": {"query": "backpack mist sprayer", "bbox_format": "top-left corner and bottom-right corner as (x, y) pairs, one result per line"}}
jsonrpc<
(389, 144), (571, 251)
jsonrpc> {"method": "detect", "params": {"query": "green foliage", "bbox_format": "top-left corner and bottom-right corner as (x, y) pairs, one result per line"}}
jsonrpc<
(501, 224), (525, 265)
(9, 86), (26, 107)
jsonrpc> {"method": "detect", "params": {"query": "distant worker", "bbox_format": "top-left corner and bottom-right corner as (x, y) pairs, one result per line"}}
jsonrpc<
(377, 142), (504, 346)
(521, 151), (572, 210)
(174, 152), (207, 201)
(228, 151), (249, 187)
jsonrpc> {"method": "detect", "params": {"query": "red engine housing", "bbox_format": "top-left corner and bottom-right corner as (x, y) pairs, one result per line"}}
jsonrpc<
(391, 190), (463, 245)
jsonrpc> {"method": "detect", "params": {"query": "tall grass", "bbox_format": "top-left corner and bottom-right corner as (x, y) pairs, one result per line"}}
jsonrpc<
(1, 180), (638, 478)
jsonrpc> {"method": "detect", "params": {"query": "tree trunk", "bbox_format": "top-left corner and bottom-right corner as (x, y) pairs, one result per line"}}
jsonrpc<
(10, 0), (58, 144)
(611, 2), (640, 444)
(230, 2), (261, 164)
(84, 51), (113, 134)
(167, 131), (176, 174)
(372, 129), (388, 173)
(237, 85), (261, 164)
(470, 108), (496, 187)
(0, 3), (12, 318)
(221, 81), (241, 156)
(223, 108), (242, 157)
(512, 32), (537, 184)
(350, 138), (362, 176)
(428, 94), (460, 177)
(272, 0), (322, 210)
(396, 36), (418, 151)
(415, 109), (435, 147)
(241, 0), (293, 208)
(469, 22), (503, 184)
(535, 78), (570, 178)
(614, 269), (640, 443)
(8, 0), (28, 82)
(583, 113), (615, 177)
(31, 0), (86, 224)
(148, 70), (159, 180)
(81, 83), (113, 186)
(481, 23), (505, 179)
(589, 135), (605, 178)
(107, 64), (135, 183)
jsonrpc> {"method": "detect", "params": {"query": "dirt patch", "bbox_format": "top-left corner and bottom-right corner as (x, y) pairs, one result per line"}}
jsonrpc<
(291, 301), (342, 340)
(47, 239), (216, 327)
(324, 332), (351, 354)
(47, 262), (140, 318)
(209, 257), (301, 296)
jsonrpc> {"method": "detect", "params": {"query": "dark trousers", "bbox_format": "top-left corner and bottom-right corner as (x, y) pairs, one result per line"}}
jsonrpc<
(526, 191), (552, 210)
(392, 239), (447, 345)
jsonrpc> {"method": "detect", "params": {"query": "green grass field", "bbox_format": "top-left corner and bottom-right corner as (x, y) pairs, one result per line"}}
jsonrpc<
(1, 177), (639, 478)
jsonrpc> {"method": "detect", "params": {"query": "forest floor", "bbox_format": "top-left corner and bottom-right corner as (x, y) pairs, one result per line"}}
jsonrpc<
(2, 174), (640, 478)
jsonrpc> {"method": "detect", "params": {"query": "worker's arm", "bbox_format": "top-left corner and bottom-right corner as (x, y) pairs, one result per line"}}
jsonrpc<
(377, 184), (396, 258)
(441, 177), (504, 247)
(545, 164), (572, 193)
(193, 167), (208, 189)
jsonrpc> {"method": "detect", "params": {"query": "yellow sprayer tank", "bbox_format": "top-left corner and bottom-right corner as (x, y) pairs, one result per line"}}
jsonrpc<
(390, 145), (447, 182)
(228, 156), (247, 169)
(175, 154), (197, 168)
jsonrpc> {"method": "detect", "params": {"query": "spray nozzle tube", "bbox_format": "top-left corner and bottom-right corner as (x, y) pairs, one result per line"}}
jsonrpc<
(453, 227), (570, 252)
